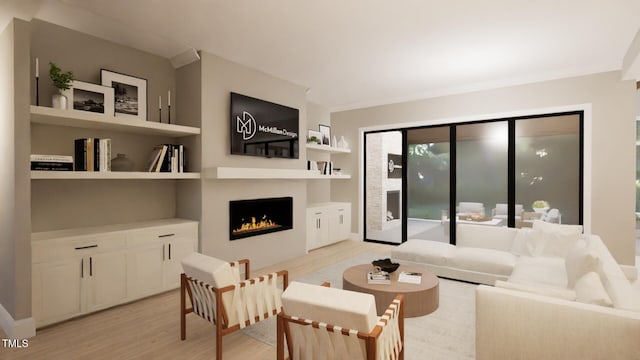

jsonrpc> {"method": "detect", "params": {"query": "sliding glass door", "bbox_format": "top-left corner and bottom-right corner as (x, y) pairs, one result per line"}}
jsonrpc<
(364, 130), (404, 244)
(363, 111), (583, 244)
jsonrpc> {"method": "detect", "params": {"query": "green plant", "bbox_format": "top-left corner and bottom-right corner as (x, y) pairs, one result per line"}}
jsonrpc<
(307, 136), (319, 143)
(532, 200), (549, 209)
(49, 62), (74, 90)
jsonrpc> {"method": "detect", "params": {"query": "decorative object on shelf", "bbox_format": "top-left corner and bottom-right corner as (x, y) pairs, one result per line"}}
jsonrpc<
(158, 95), (162, 122)
(101, 69), (148, 122)
(307, 129), (322, 144)
(35, 57), (39, 106)
(167, 90), (171, 124)
(62, 80), (115, 116)
(332, 135), (338, 148)
(111, 153), (134, 171)
(387, 153), (402, 178)
(338, 135), (349, 149)
(49, 62), (74, 109)
(371, 258), (400, 273)
(532, 200), (550, 213)
(319, 124), (331, 146)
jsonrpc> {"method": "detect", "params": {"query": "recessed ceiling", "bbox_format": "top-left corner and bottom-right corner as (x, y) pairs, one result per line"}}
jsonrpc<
(2, 0), (640, 111)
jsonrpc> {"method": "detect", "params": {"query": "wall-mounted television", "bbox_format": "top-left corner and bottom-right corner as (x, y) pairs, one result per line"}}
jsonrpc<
(230, 92), (299, 159)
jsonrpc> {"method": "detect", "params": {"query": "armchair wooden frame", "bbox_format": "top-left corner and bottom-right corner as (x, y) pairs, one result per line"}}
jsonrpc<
(276, 294), (404, 360)
(180, 258), (289, 360)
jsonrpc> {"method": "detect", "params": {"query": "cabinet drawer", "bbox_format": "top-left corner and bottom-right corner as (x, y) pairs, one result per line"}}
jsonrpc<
(32, 234), (125, 264)
(126, 223), (197, 249)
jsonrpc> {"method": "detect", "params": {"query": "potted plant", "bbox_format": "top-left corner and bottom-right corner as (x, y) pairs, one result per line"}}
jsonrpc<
(532, 200), (550, 213)
(49, 62), (74, 109)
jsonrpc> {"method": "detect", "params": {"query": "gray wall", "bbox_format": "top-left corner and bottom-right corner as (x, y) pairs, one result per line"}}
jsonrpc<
(332, 71), (637, 264)
(0, 18), (31, 322)
(200, 52), (308, 269)
(30, 20), (184, 231)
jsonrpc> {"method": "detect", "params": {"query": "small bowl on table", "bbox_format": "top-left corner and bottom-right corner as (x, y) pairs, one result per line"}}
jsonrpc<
(371, 258), (400, 273)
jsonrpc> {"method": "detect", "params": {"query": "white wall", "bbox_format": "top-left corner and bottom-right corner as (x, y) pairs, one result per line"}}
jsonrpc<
(332, 71), (637, 264)
(199, 52), (308, 269)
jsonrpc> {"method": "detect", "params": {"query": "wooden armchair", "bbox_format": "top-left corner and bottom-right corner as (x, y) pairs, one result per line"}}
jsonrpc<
(277, 281), (404, 360)
(180, 252), (288, 360)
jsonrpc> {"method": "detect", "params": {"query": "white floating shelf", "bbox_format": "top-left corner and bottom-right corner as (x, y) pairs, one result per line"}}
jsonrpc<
(306, 143), (351, 154)
(31, 171), (200, 180)
(30, 106), (200, 137)
(205, 167), (350, 180)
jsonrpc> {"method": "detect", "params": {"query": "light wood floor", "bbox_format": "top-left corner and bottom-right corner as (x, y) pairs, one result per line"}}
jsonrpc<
(0, 240), (392, 360)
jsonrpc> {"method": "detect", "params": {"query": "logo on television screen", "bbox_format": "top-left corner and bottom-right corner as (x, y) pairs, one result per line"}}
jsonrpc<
(236, 111), (256, 140)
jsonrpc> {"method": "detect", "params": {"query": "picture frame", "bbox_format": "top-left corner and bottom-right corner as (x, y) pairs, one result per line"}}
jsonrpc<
(101, 69), (148, 121)
(318, 124), (331, 146)
(62, 80), (114, 116)
(307, 130), (322, 145)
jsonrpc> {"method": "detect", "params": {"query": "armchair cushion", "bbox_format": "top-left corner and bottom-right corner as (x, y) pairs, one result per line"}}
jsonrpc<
(181, 252), (240, 287)
(458, 202), (485, 215)
(282, 281), (378, 333)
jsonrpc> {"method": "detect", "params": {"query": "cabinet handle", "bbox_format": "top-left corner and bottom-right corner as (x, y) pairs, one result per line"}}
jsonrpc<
(169, 243), (172, 260)
(75, 245), (98, 250)
(162, 244), (165, 261)
(158, 233), (175, 238)
(90, 257), (93, 277)
(340, 214), (343, 224)
(81, 258), (84, 278)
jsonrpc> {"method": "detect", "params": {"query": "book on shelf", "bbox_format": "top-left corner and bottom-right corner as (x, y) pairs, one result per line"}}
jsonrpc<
(397, 271), (422, 284)
(31, 161), (73, 171)
(74, 138), (112, 172)
(145, 146), (165, 172)
(367, 271), (391, 284)
(149, 144), (186, 173)
(30, 154), (73, 163)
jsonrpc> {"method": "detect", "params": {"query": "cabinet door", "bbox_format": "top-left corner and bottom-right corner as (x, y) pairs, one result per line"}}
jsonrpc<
(307, 209), (329, 250)
(32, 258), (83, 327)
(126, 241), (165, 300)
(163, 236), (196, 290)
(87, 251), (128, 312)
(335, 204), (351, 241)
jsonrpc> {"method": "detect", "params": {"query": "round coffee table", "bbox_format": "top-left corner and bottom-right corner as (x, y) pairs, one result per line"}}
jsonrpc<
(342, 264), (439, 318)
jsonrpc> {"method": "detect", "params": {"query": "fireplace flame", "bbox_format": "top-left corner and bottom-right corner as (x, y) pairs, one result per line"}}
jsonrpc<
(233, 214), (280, 235)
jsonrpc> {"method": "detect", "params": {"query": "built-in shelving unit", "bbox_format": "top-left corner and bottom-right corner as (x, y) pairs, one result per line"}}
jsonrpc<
(306, 143), (351, 154)
(31, 171), (201, 180)
(205, 167), (351, 180)
(31, 106), (200, 137)
(30, 106), (201, 179)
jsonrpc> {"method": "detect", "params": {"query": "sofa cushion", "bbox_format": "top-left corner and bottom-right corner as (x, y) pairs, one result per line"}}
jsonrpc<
(509, 256), (567, 288)
(449, 247), (517, 276)
(574, 271), (613, 307)
(282, 281), (378, 333)
(532, 220), (583, 258)
(565, 243), (601, 288)
(391, 239), (455, 266)
(510, 228), (546, 256)
(456, 224), (518, 252)
(495, 280), (576, 301)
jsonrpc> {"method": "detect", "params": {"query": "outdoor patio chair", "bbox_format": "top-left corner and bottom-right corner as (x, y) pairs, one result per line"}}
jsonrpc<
(180, 252), (289, 360)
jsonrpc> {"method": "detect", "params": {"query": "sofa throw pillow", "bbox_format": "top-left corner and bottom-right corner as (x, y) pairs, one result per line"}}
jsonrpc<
(565, 243), (601, 288)
(574, 271), (613, 307)
(532, 220), (582, 258)
(511, 228), (546, 256)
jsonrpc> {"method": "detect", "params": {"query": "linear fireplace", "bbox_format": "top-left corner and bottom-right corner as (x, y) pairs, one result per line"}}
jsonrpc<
(229, 197), (293, 240)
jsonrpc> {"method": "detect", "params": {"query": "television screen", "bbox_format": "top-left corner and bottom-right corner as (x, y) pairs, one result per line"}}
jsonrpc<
(230, 92), (299, 158)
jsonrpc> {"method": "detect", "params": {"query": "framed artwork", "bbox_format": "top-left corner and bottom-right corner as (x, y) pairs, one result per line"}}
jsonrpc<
(101, 69), (147, 121)
(319, 124), (331, 146)
(308, 130), (322, 145)
(62, 80), (114, 116)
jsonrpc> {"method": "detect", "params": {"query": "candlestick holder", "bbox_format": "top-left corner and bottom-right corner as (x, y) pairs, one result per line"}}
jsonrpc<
(35, 77), (39, 106)
(159, 108), (162, 123)
(168, 105), (171, 124)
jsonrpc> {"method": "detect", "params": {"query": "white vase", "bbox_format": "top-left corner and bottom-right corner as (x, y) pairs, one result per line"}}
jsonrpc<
(52, 91), (67, 109)
(338, 136), (349, 149)
(332, 135), (338, 147)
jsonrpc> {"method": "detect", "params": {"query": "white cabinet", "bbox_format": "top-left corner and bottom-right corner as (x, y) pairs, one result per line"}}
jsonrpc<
(32, 219), (198, 327)
(306, 202), (351, 251)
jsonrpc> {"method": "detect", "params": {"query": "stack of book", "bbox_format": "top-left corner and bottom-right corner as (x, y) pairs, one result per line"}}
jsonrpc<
(367, 270), (391, 284)
(30, 154), (73, 171)
(145, 144), (186, 173)
(398, 271), (422, 284)
(74, 138), (112, 171)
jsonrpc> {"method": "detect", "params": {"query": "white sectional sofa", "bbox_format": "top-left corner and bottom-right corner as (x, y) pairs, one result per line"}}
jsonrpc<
(392, 221), (640, 358)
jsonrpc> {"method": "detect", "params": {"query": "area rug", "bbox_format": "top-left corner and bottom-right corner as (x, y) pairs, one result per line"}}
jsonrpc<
(240, 253), (476, 359)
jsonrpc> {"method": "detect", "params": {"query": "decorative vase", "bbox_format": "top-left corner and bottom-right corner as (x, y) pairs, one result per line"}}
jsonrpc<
(111, 153), (134, 171)
(52, 90), (67, 110)
(332, 135), (338, 148)
(338, 136), (349, 149)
